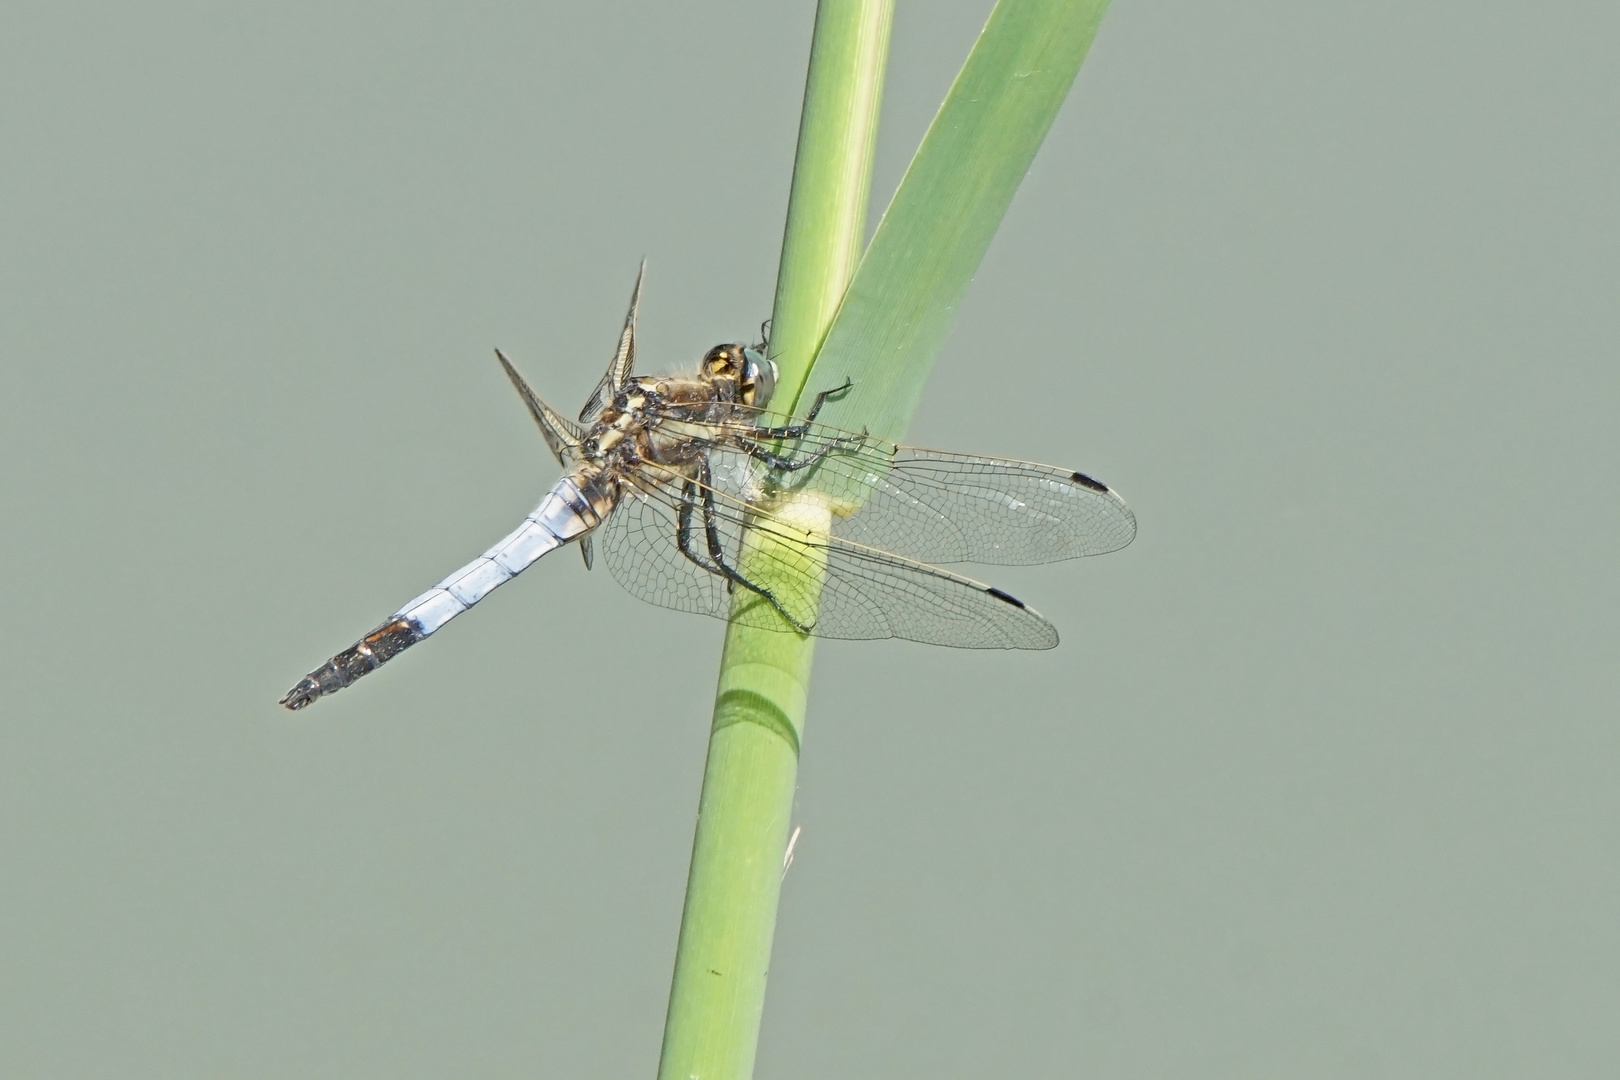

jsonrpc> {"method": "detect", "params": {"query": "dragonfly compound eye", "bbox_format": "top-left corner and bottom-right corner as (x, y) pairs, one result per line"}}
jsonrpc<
(701, 344), (740, 379)
(741, 347), (777, 409)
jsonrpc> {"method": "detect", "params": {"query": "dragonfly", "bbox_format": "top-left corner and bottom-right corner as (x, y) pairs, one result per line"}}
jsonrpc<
(280, 266), (1136, 710)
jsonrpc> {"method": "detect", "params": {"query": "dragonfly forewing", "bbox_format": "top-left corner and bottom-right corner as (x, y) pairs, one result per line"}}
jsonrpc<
(695, 423), (1137, 567)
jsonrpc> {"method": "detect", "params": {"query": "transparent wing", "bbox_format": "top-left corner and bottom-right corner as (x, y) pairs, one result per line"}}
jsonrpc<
(496, 349), (582, 467)
(598, 472), (1058, 649)
(579, 261), (644, 423)
(649, 404), (1138, 566)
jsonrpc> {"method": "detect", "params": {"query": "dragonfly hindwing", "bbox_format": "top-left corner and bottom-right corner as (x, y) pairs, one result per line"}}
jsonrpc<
(496, 349), (583, 466)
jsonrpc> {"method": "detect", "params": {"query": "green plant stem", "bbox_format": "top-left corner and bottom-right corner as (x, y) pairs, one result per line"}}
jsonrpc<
(655, 4), (892, 1080)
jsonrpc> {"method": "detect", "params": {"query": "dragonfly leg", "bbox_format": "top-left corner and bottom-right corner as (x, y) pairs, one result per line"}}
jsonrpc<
(754, 377), (853, 439)
(732, 424), (866, 473)
(695, 458), (812, 633)
(734, 437), (838, 473)
(676, 477), (722, 574)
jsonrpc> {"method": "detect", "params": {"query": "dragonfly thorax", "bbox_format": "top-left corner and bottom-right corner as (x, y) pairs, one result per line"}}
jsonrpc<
(578, 342), (777, 477)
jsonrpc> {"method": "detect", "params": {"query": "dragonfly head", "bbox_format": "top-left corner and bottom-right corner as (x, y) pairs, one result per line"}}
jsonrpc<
(701, 343), (778, 410)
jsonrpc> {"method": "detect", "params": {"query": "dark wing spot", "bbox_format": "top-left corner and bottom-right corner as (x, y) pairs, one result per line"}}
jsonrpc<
(1070, 471), (1110, 493)
(986, 587), (1026, 609)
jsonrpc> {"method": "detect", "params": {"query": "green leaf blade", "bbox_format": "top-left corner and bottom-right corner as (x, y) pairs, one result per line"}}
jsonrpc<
(808, 0), (1112, 444)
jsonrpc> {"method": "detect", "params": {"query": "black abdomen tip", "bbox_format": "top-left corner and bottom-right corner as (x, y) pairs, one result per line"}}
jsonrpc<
(279, 617), (424, 711)
(279, 678), (320, 710)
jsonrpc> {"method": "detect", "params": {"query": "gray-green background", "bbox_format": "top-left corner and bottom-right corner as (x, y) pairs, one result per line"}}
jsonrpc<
(4, 2), (1614, 1076)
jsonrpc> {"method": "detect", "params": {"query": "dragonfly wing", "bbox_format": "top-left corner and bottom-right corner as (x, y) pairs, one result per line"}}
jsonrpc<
(837, 447), (1137, 565)
(792, 527), (1057, 649)
(579, 261), (644, 423)
(597, 472), (1058, 649)
(692, 420), (1137, 566)
(597, 475), (735, 622)
(496, 349), (581, 467)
